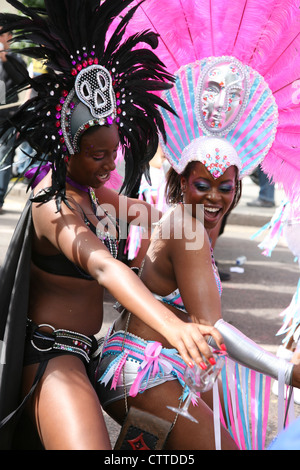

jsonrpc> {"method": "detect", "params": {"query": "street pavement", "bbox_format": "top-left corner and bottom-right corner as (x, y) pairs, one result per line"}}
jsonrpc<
(0, 176), (299, 449)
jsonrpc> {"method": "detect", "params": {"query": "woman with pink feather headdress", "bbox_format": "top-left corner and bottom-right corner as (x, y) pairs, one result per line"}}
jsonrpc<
(96, 0), (300, 450)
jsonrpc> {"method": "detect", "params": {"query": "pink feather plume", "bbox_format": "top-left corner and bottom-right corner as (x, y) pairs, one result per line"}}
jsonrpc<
(116, 0), (300, 199)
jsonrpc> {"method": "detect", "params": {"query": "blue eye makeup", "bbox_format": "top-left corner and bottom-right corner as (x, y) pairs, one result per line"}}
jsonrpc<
(193, 179), (235, 193)
(194, 181), (211, 191)
(218, 183), (235, 193)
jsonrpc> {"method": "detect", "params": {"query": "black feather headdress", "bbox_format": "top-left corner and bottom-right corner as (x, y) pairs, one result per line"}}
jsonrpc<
(0, 0), (175, 205)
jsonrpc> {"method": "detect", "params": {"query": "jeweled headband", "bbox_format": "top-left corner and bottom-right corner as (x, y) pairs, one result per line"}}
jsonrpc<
(180, 136), (241, 178)
(0, 0), (175, 206)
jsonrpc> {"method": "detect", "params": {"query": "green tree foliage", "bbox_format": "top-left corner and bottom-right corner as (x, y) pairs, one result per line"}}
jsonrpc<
(11, 1), (45, 61)
(21, 0), (45, 8)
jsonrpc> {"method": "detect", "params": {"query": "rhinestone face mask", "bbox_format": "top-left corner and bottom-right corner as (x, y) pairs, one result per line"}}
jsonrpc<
(160, 59), (277, 179)
(196, 57), (248, 136)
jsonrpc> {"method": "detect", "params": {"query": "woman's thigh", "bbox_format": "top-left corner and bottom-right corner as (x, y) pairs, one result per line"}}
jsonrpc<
(106, 380), (237, 450)
(23, 355), (111, 450)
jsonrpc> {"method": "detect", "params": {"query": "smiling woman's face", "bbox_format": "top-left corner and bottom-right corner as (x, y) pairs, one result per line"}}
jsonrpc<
(67, 123), (120, 189)
(180, 161), (237, 231)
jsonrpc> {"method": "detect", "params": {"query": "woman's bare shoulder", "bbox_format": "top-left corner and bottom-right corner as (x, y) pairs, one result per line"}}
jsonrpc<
(154, 204), (206, 245)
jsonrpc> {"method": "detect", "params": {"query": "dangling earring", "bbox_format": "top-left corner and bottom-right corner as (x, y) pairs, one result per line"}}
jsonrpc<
(180, 178), (186, 203)
(181, 189), (185, 204)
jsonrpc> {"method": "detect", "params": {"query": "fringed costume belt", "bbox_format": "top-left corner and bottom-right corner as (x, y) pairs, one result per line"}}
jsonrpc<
(0, 319), (100, 430)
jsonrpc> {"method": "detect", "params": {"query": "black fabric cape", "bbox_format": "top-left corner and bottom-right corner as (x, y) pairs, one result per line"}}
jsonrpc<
(0, 197), (42, 449)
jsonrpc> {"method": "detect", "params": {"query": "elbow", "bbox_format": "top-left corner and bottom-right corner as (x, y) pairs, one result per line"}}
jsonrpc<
(92, 255), (121, 288)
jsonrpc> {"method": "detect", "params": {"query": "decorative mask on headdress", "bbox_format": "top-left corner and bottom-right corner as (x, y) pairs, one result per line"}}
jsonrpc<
(0, 0), (175, 205)
(196, 57), (248, 135)
(122, 0), (300, 201)
(159, 57), (278, 179)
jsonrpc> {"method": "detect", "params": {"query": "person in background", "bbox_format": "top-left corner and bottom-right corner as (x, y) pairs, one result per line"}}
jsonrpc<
(247, 164), (275, 208)
(14, 59), (48, 177)
(0, 27), (26, 213)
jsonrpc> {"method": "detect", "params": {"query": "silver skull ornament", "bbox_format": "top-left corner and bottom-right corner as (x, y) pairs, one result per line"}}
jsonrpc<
(75, 64), (116, 119)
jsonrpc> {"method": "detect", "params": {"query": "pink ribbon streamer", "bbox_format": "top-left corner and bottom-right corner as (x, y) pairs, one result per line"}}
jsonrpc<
(129, 342), (173, 397)
(250, 370), (257, 449)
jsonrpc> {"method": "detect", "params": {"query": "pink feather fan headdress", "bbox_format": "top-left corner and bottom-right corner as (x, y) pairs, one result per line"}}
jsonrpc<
(121, 0), (300, 200)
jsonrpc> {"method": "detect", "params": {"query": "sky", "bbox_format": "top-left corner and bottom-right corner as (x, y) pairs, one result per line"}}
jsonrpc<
(0, 0), (15, 13)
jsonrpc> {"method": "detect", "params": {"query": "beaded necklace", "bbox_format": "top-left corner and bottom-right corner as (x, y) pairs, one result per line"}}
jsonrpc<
(88, 186), (120, 259)
(210, 247), (223, 296)
(66, 176), (120, 258)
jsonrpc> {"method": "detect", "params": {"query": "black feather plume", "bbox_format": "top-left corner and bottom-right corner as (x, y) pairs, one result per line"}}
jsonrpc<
(0, 0), (175, 202)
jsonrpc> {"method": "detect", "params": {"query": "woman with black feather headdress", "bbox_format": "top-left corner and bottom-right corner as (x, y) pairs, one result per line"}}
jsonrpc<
(0, 0), (224, 449)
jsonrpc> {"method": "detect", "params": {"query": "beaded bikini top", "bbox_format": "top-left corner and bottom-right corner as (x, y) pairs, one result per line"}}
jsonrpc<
(153, 248), (222, 314)
(32, 188), (119, 280)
